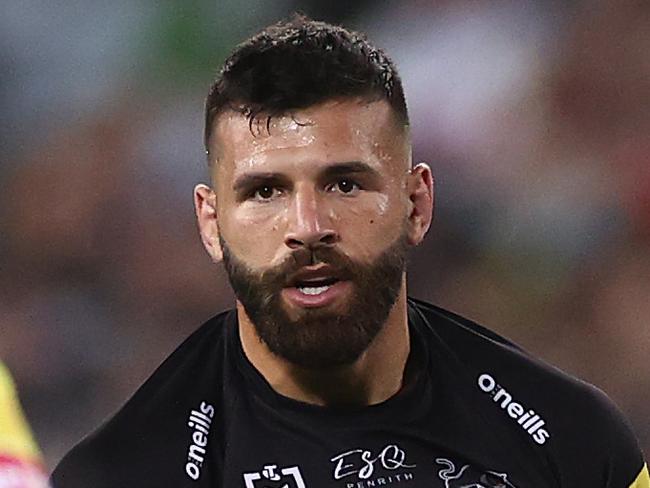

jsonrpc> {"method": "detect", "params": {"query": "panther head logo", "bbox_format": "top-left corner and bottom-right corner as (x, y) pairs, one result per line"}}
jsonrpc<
(436, 458), (517, 488)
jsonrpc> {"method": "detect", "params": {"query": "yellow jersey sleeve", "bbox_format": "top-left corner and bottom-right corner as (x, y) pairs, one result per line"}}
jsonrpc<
(0, 361), (49, 487)
(630, 464), (650, 488)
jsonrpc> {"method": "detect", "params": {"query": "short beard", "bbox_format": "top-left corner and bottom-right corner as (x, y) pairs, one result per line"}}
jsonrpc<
(220, 233), (409, 370)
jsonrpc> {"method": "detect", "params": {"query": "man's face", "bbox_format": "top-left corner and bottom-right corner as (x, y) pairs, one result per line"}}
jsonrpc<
(206, 99), (417, 368)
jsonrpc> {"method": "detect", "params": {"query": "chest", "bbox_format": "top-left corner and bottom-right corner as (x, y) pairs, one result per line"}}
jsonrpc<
(224, 441), (522, 488)
(218, 403), (554, 488)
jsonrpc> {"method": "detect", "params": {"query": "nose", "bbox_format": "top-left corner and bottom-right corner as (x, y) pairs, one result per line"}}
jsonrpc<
(284, 186), (339, 250)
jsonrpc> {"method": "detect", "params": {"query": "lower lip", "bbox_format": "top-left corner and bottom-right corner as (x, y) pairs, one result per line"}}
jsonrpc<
(282, 280), (352, 308)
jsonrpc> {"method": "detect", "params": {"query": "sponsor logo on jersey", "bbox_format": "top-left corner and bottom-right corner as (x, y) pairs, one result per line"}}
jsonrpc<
(243, 464), (306, 488)
(435, 457), (518, 488)
(184, 401), (215, 481)
(330, 443), (416, 487)
(477, 373), (550, 445)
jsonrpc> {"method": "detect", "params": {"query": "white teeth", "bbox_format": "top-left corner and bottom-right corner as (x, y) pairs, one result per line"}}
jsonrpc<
(298, 285), (330, 296)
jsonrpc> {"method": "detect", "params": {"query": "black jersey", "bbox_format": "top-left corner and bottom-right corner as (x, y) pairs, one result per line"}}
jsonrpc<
(52, 298), (649, 487)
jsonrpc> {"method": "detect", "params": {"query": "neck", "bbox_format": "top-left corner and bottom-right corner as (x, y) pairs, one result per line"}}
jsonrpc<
(237, 283), (410, 407)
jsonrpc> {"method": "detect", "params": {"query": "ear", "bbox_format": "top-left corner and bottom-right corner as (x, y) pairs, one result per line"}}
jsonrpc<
(194, 183), (223, 262)
(405, 162), (435, 246)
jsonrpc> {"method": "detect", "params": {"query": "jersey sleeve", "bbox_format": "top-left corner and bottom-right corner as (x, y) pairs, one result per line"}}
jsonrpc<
(0, 361), (49, 487)
(558, 383), (648, 488)
(597, 390), (647, 488)
(50, 438), (107, 488)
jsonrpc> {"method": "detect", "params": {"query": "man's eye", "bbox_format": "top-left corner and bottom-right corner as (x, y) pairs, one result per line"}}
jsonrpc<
(329, 179), (360, 194)
(252, 186), (281, 201)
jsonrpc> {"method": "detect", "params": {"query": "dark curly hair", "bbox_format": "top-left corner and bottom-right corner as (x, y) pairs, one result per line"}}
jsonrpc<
(204, 14), (409, 156)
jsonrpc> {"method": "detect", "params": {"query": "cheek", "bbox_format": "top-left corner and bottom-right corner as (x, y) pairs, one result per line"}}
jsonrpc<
(333, 194), (406, 258)
(219, 204), (287, 265)
(230, 202), (287, 227)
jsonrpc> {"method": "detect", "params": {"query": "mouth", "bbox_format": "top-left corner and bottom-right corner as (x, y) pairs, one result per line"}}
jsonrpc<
(293, 276), (339, 296)
(283, 267), (352, 308)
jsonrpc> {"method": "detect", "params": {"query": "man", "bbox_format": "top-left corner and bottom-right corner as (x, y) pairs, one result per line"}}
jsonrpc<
(0, 361), (50, 488)
(52, 15), (648, 488)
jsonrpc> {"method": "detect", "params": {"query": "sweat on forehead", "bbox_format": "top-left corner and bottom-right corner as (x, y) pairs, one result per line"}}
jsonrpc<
(207, 98), (410, 167)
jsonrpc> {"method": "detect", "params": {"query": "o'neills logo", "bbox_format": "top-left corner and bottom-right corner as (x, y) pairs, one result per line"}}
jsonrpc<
(185, 401), (215, 480)
(477, 373), (550, 445)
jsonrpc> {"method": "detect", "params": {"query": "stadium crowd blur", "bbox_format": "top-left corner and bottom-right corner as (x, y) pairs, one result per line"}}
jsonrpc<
(1, 0), (649, 470)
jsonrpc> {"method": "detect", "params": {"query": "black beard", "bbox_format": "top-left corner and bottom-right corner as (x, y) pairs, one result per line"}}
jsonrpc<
(220, 234), (409, 370)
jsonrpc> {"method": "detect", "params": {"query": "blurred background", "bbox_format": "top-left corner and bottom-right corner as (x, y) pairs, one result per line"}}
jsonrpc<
(1, 0), (649, 469)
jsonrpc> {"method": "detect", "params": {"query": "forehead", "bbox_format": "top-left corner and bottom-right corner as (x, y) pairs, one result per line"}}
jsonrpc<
(210, 99), (407, 176)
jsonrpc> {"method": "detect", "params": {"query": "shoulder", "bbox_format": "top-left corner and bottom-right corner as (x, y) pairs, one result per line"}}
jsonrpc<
(51, 310), (234, 488)
(409, 298), (648, 487)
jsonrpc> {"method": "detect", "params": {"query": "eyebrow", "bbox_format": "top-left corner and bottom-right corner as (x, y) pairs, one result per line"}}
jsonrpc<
(232, 161), (382, 193)
(319, 161), (381, 180)
(232, 173), (290, 193)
